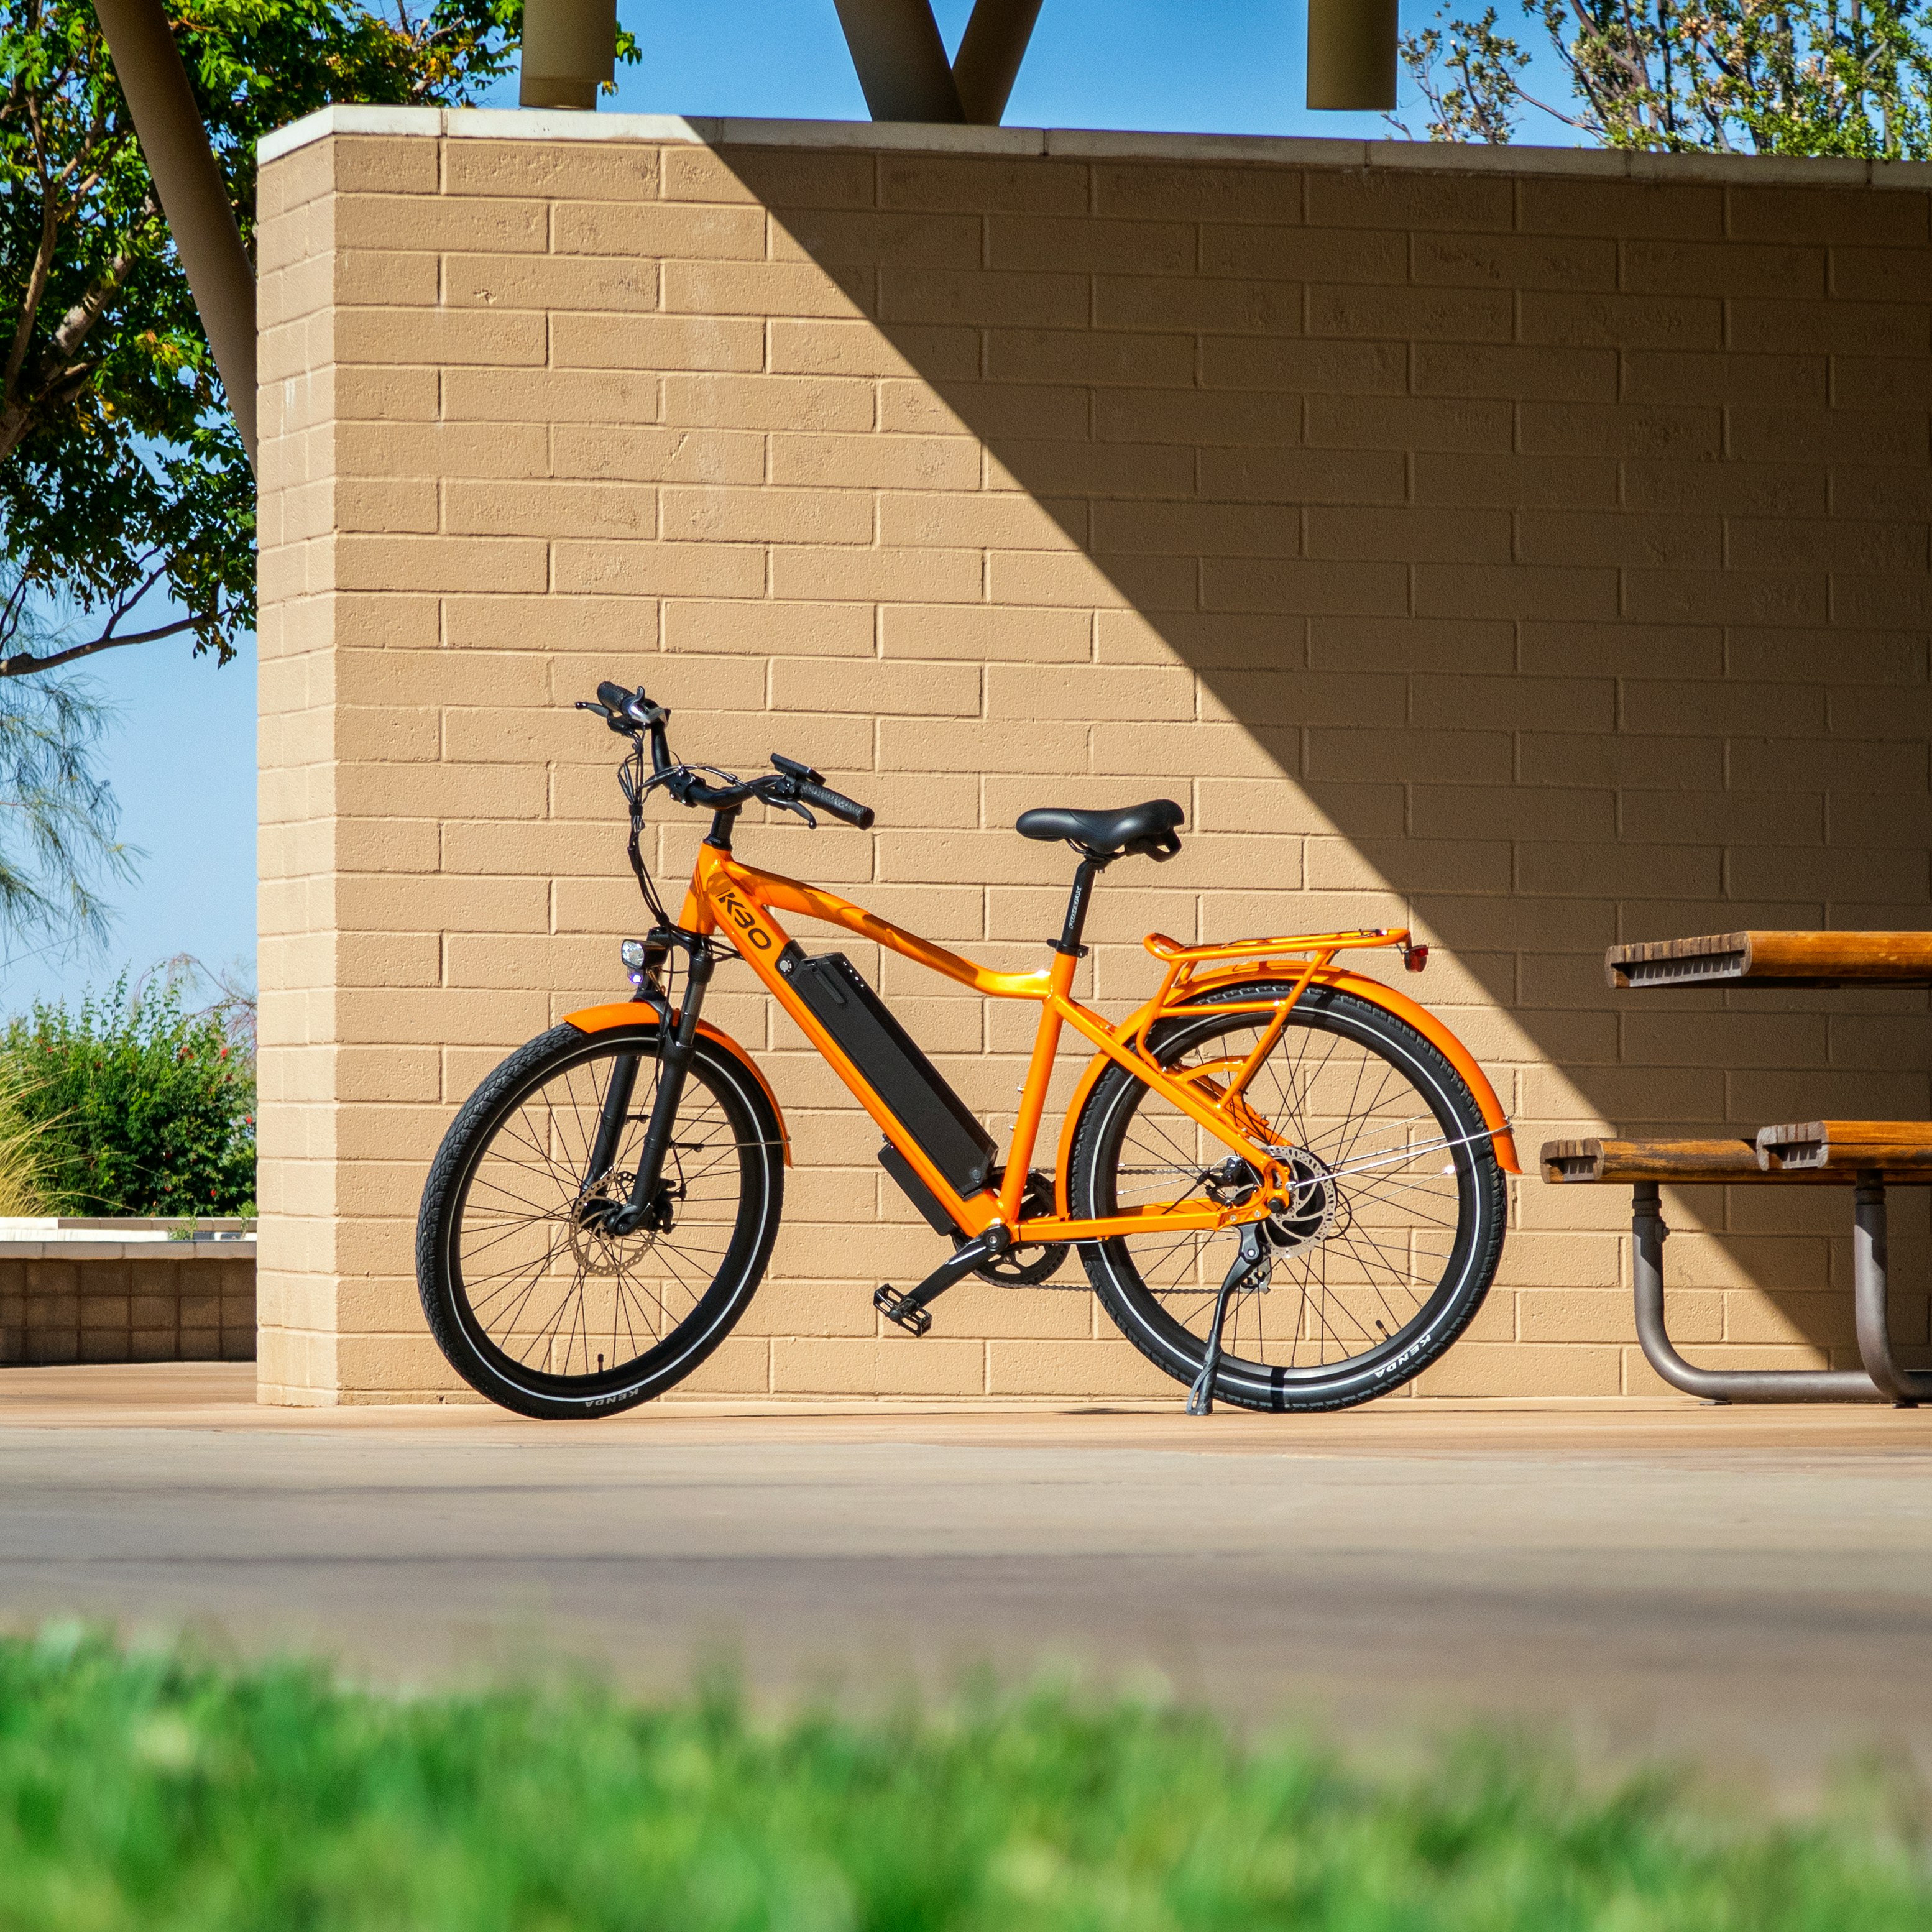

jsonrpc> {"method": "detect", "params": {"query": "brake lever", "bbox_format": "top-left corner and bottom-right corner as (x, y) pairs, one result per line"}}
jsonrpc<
(576, 699), (635, 737)
(767, 788), (818, 830)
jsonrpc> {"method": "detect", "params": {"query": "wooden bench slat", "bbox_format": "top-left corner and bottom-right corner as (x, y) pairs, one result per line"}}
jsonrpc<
(1542, 1137), (1780, 1184)
(1542, 1129), (1932, 1184)
(1605, 930), (1932, 991)
(1757, 1120), (1932, 1174)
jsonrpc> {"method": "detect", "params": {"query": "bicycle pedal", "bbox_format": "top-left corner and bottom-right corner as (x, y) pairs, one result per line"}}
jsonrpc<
(874, 1285), (932, 1337)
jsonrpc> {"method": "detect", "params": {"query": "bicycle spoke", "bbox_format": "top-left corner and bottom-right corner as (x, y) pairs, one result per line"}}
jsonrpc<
(1102, 995), (1483, 1382)
(450, 1038), (765, 1390)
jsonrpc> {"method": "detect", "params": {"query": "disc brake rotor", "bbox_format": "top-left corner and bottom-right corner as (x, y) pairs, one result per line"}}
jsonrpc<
(569, 1173), (648, 1276)
(1264, 1146), (1347, 1252)
(1197, 1147), (1349, 1292)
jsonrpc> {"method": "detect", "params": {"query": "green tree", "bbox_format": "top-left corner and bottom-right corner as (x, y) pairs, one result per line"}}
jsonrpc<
(1401, 6), (1539, 142)
(0, 656), (133, 950)
(1399, 0), (1932, 153)
(1, 0), (533, 685)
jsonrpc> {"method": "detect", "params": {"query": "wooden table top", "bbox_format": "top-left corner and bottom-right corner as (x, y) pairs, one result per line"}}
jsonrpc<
(1606, 930), (1932, 991)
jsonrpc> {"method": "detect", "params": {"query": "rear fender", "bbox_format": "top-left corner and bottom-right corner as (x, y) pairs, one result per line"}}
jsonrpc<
(1051, 967), (1518, 1212)
(561, 1003), (791, 1166)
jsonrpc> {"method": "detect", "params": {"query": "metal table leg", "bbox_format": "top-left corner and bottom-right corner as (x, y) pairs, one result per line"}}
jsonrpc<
(1631, 1181), (1885, 1402)
(1851, 1174), (1930, 1405)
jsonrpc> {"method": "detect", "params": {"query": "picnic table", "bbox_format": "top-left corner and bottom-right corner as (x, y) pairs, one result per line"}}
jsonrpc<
(1543, 931), (1932, 1405)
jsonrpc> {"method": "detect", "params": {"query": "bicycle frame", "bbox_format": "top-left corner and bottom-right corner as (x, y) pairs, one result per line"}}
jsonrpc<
(566, 840), (1519, 1253)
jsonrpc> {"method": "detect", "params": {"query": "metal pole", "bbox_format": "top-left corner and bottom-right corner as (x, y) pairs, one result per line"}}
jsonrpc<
(1305, 0), (1398, 110)
(952, 0), (1046, 124)
(1851, 1173), (1930, 1404)
(831, 0), (965, 122)
(90, 0), (255, 469)
(1631, 1181), (1884, 1402)
(520, 0), (615, 110)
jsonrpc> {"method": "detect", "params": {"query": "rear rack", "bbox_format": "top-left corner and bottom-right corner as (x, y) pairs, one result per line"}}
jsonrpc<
(1134, 928), (1427, 1064)
(1143, 927), (1414, 967)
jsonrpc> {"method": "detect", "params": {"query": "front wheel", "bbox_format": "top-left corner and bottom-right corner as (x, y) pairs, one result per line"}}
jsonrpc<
(416, 1021), (784, 1419)
(1068, 981), (1507, 1412)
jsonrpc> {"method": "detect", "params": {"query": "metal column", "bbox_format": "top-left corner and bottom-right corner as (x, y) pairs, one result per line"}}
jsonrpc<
(519, 0), (616, 110)
(832, 0), (1044, 125)
(831, 0), (965, 122)
(90, 0), (255, 469)
(953, 0), (1046, 124)
(1851, 1174), (1932, 1402)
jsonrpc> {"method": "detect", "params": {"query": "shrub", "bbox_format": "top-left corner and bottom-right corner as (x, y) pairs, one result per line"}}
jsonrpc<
(0, 1056), (59, 1215)
(0, 971), (255, 1217)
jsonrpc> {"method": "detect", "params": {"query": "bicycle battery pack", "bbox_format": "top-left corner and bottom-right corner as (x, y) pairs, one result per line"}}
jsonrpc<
(778, 946), (997, 1201)
(877, 1142), (957, 1236)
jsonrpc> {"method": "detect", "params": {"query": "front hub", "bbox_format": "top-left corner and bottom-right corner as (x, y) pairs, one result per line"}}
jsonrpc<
(574, 1174), (674, 1261)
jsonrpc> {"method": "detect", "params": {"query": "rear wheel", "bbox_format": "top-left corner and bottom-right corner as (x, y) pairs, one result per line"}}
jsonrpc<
(1068, 981), (1506, 1411)
(416, 1021), (783, 1419)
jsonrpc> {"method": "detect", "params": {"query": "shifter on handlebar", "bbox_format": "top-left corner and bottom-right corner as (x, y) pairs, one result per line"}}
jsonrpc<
(580, 682), (668, 735)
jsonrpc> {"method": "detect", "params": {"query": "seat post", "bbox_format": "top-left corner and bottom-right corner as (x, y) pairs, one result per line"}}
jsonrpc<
(1056, 855), (1103, 957)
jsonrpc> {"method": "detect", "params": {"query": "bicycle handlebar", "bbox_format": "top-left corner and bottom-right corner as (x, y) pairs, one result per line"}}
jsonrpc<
(793, 776), (874, 830)
(577, 684), (875, 830)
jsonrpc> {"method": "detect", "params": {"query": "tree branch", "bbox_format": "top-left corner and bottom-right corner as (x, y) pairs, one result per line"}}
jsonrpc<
(0, 614), (206, 679)
(3, 89), (60, 416)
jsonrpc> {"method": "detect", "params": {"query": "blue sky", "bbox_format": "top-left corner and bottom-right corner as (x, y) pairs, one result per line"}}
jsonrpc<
(575, 0), (1581, 142)
(3, 0), (1581, 1014)
(0, 633), (257, 1011)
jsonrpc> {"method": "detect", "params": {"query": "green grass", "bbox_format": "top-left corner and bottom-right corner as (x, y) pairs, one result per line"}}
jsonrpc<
(2, 1630), (1928, 1931)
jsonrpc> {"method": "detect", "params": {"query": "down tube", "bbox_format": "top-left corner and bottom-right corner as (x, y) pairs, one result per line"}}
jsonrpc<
(696, 853), (1004, 1240)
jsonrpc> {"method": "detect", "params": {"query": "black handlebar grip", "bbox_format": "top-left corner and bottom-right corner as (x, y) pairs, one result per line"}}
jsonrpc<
(798, 779), (875, 830)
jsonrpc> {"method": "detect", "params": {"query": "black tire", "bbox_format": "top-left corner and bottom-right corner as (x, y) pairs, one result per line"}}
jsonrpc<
(416, 1021), (783, 1419)
(1069, 980), (1506, 1412)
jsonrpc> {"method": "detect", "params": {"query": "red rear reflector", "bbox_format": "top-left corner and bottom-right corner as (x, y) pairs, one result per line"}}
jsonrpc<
(1404, 945), (1429, 973)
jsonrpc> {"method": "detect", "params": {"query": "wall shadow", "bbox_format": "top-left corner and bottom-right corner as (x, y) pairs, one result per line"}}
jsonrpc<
(707, 142), (1932, 1340)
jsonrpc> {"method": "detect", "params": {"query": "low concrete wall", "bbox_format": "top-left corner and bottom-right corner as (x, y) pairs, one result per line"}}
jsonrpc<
(0, 1224), (257, 1366)
(255, 110), (1932, 1405)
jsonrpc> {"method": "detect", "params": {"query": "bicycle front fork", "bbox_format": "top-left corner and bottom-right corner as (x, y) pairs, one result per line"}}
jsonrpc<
(590, 939), (715, 1238)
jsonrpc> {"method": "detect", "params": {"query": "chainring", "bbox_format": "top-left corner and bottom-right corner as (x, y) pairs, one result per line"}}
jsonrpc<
(968, 1170), (1071, 1286)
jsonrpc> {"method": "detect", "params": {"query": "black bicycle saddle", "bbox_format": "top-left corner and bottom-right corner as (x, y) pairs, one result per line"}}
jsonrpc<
(1014, 799), (1184, 861)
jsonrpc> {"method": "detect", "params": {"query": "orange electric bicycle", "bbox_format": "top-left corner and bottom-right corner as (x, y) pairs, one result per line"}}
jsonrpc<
(416, 684), (1520, 1420)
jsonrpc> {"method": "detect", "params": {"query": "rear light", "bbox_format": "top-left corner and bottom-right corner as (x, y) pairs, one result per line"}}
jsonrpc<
(1404, 944), (1429, 973)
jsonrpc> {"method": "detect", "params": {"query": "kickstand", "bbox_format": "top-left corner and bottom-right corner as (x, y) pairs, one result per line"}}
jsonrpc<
(1187, 1222), (1269, 1416)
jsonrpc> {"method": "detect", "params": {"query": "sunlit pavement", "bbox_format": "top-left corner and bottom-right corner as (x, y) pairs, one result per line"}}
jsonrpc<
(6, 1363), (1932, 1798)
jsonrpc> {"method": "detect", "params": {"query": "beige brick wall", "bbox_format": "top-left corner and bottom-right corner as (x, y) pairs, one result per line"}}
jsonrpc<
(256, 110), (1932, 1405)
(1, 1255), (255, 1366)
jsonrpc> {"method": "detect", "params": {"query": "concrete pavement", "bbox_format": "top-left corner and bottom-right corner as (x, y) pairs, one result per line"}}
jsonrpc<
(6, 1364), (1932, 1795)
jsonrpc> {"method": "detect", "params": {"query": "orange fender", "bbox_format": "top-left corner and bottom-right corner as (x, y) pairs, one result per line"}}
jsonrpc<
(1051, 967), (1519, 1211)
(562, 1002), (791, 1166)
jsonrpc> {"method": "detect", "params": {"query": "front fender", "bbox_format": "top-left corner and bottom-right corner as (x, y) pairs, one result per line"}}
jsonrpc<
(1051, 967), (1519, 1211)
(561, 1003), (791, 1166)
